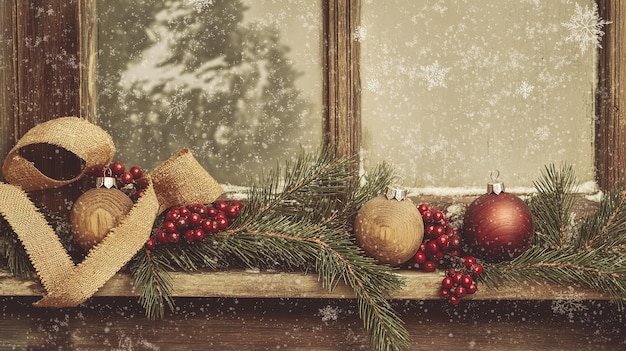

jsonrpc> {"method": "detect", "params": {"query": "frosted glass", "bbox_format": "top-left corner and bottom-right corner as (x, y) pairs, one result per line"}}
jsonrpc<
(96, 0), (323, 186)
(360, 0), (602, 190)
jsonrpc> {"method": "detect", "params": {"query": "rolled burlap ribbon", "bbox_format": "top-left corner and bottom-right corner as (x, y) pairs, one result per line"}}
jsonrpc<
(2, 117), (116, 191)
(0, 117), (223, 307)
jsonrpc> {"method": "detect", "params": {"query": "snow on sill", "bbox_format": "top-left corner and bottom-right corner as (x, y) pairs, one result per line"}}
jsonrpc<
(221, 181), (603, 202)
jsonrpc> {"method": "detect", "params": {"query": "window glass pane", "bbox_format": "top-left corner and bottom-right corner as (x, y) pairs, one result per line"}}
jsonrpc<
(360, 1), (600, 190)
(96, 0), (323, 185)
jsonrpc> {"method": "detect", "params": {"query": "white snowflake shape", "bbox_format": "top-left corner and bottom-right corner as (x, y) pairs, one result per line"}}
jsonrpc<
(562, 3), (611, 54)
(165, 90), (190, 123)
(551, 286), (588, 322)
(318, 305), (341, 322)
(353, 25), (367, 42)
(420, 61), (451, 90)
(516, 81), (535, 99)
(187, 0), (214, 13)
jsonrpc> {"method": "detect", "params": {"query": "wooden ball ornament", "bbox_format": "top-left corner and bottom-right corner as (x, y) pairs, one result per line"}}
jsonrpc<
(462, 175), (535, 262)
(70, 171), (134, 251)
(354, 187), (424, 266)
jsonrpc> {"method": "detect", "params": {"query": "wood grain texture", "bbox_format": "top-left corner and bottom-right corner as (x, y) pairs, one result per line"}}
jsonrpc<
(323, 0), (361, 160)
(0, 269), (610, 301)
(596, 1), (626, 190)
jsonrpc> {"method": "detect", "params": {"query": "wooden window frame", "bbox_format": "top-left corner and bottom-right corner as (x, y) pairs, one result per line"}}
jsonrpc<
(0, 0), (624, 201)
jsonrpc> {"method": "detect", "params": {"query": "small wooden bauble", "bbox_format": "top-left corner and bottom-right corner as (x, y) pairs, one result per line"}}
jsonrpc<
(354, 192), (424, 267)
(70, 188), (134, 251)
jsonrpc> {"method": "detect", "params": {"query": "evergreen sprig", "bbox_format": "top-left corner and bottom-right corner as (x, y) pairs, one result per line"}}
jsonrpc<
(132, 148), (409, 351)
(480, 163), (626, 309)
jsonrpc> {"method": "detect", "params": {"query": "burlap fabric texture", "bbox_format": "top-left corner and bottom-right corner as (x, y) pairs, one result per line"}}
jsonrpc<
(1, 117), (223, 307)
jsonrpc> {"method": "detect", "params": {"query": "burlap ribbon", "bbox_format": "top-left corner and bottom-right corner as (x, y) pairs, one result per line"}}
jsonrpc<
(0, 117), (223, 307)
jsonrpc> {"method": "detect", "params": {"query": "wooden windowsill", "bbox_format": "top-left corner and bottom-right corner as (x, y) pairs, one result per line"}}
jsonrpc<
(0, 269), (609, 301)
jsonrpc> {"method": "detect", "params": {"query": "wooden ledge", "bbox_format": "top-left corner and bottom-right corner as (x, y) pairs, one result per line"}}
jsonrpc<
(0, 269), (609, 301)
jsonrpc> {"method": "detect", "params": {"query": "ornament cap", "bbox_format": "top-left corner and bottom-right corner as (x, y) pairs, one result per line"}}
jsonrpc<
(96, 167), (117, 189)
(385, 185), (407, 201)
(487, 170), (504, 194)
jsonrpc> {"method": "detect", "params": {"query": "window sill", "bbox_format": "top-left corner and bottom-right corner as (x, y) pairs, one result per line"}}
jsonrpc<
(0, 269), (608, 300)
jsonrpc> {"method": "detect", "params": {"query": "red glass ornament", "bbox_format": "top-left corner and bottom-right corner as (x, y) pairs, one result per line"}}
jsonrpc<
(462, 176), (534, 262)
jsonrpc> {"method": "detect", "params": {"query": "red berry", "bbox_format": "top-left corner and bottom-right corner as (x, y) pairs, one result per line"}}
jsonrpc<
(230, 201), (242, 210)
(417, 203), (430, 215)
(216, 217), (229, 230)
(425, 223), (437, 238)
(422, 261), (437, 272)
(194, 228), (205, 241)
(449, 296), (461, 305)
(179, 207), (191, 217)
(464, 256), (477, 268)
(436, 234), (449, 249)
(421, 210), (433, 223)
(426, 240), (440, 254)
(156, 230), (168, 244)
(175, 217), (189, 230)
(206, 206), (219, 218)
(201, 219), (215, 232)
(145, 237), (157, 250)
(441, 276), (454, 289)
(454, 285), (467, 298)
(184, 229), (196, 242)
(414, 251), (427, 264)
(449, 235), (461, 249)
(129, 166), (143, 179)
(120, 171), (134, 184)
(467, 283), (478, 294)
(461, 274), (473, 289)
(433, 210), (445, 223)
(188, 212), (203, 226)
(165, 208), (181, 222)
(226, 205), (240, 218)
(168, 232), (180, 243)
(447, 268), (457, 277)
(471, 263), (484, 276)
(440, 288), (451, 299)
(162, 221), (177, 233)
(452, 272), (463, 284)
(110, 161), (125, 175)
(214, 200), (229, 211)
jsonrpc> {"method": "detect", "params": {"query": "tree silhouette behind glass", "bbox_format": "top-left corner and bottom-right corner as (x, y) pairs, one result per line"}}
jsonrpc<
(97, 0), (316, 185)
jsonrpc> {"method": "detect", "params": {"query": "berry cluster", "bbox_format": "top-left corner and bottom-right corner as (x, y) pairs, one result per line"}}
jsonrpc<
(96, 161), (145, 201)
(412, 203), (462, 271)
(145, 200), (242, 250)
(440, 256), (483, 305)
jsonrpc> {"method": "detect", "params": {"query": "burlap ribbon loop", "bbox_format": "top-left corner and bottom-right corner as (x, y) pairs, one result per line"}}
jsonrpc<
(2, 117), (116, 191)
(0, 117), (223, 307)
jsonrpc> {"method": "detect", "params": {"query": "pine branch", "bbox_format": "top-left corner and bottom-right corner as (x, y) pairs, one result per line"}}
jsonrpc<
(0, 229), (35, 279)
(481, 164), (626, 309)
(129, 248), (176, 319)
(134, 148), (408, 350)
(527, 163), (577, 249)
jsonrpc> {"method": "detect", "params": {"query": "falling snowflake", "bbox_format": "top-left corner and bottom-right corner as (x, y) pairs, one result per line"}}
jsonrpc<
(165, 90), (190, 123)
(562, 2), (611, 54)
(420, 61), (451, 90)
(516, 81), (535, 99)
(318, 304), (341, 322)
(353, 25), (367, 42)
(187, 0), (214, 13)
(551, 286), (588, 322)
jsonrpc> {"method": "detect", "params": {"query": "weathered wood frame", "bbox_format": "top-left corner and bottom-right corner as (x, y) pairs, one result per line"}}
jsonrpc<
(0, 0), (624, 299)
(1, 1), (624, 190)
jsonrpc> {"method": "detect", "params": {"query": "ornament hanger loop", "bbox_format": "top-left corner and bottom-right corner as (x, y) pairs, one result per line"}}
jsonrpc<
(489, 170), (500, 182)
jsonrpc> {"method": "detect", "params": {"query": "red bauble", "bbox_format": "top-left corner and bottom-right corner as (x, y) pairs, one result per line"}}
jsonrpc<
(462, 182), (534, 262)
